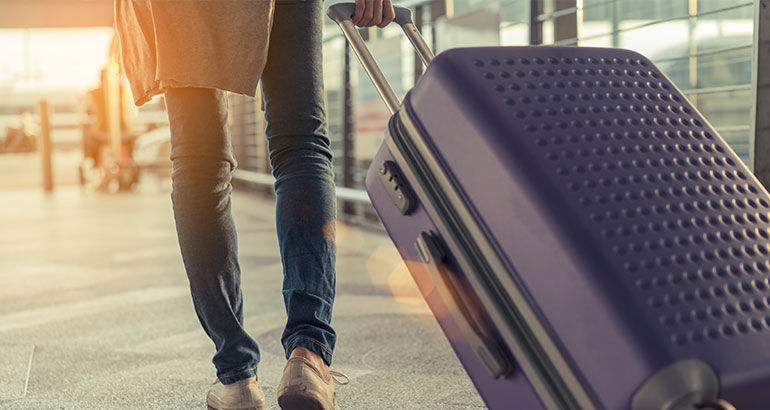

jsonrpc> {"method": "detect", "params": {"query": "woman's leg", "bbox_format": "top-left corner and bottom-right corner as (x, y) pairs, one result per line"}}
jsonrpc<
(165, 87), (260, 384)
(261, 0), (337, 366)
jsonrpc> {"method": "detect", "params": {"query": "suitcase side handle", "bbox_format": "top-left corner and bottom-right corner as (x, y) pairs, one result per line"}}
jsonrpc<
(327, 3), (435, 115)
(415, 231), (513, 379)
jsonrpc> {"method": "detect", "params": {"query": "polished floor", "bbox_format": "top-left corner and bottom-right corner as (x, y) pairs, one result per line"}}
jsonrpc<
(0, 183), (485, 409)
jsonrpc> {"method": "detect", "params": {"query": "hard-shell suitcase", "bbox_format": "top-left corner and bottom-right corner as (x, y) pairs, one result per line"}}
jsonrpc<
(328, 4), (769, 409)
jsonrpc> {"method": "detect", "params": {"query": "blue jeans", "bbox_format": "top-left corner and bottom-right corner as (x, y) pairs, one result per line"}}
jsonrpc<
(164, 0), (336, 385)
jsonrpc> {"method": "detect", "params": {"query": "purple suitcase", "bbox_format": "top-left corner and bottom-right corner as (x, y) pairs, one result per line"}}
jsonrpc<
(329, 4), (769, 409)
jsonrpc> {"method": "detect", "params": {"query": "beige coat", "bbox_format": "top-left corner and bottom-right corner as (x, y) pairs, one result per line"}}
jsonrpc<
(114, 0), (275, 106)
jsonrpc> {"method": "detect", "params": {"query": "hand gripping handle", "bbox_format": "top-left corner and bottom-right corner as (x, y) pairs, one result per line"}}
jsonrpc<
(327, 3), (435, 114)
(327, 3), (413, 26)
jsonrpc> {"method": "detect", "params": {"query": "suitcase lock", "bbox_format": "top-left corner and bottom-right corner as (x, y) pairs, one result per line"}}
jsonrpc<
(378, 160), (415, 215)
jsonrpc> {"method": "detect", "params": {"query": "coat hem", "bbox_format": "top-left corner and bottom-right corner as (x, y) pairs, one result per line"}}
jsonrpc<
(132, 78), (258, 106)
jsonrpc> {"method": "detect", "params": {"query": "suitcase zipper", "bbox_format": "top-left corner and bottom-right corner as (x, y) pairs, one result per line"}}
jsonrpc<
(385, 108), (598, 410)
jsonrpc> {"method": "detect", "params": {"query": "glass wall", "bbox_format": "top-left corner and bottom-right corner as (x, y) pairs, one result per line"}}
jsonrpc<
(233, 0), (758, 215)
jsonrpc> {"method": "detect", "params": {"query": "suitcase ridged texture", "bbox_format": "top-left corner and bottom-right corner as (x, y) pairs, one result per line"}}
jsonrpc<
(467, 53), (770, 348)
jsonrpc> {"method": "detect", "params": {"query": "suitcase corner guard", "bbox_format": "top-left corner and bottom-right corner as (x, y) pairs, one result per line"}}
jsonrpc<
(630, 359), (734, 410)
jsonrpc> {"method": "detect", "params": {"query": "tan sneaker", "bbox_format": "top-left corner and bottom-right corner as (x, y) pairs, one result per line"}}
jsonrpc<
(277, 357), (349, 410)
(206, 375), (266, 410)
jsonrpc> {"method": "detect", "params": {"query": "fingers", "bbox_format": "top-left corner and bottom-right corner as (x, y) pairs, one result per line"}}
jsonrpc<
(361, 0), (375, 27)
(378, 0), (395, 28)
(353, 0), (364, 26)
(371, 0), (383, 27)
(354, 0), (396, 28)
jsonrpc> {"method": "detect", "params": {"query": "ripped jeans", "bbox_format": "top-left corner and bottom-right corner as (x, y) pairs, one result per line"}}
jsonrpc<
(164, 0), (336, 385)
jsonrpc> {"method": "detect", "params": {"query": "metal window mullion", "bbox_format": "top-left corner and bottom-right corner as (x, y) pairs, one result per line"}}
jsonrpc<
(536, 6), (578, 22)
(716, 125), (752, 133)
(534, 0), (614, 22)
(530, 0), (544, 45)
(611, 0), (618, 48)
(342, 40), (356, 215)
(680, 84), (752, 96)
(688, 0), (698, 107)
(553, 0), (578, 45)
(430, 0), (448, 53)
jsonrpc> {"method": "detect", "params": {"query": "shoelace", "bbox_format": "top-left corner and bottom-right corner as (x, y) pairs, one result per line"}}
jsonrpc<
(330, 370), (350, 385)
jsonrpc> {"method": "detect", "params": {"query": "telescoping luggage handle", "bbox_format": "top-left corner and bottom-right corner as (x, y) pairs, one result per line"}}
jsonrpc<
(328, 4), (514, 380)
(327, 3), (435, 115)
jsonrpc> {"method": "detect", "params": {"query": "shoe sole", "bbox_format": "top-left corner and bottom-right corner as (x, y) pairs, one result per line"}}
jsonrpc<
(207, 405), (264, 410)
(277, 394), (325, 410)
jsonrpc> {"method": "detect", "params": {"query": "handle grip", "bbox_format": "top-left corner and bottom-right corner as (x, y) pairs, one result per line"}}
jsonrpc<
(327, 3), (413, 26)
(326, 3), (435, 115)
